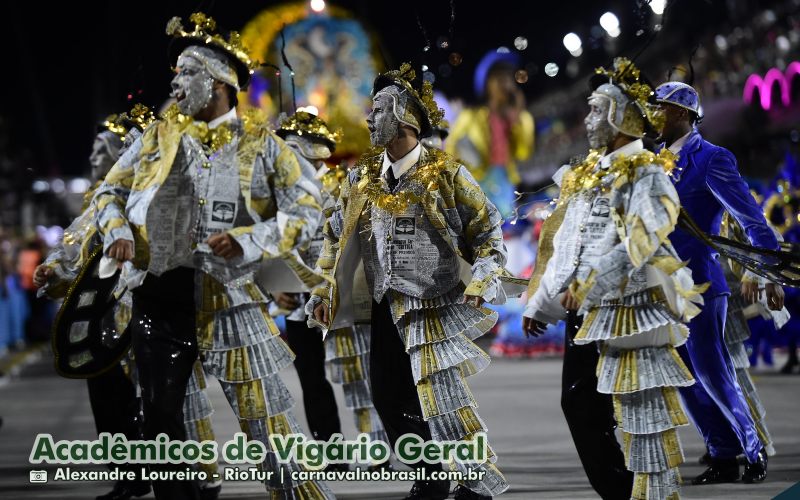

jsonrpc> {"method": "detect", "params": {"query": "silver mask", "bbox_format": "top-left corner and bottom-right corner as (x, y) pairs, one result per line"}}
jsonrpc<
(89, 131), (122, 182)
(585, 95), (616, 150)
(367, 93), (400, 147)
(171, 55), (214, 117)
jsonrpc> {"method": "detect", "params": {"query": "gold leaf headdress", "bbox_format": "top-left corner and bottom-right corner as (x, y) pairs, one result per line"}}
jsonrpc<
(166, 12), (258, 89)
(372, 63), (445, 138)
(593, 57), (665, 136)
(276, 111), (342, 150)
(100, 104), (157, 141)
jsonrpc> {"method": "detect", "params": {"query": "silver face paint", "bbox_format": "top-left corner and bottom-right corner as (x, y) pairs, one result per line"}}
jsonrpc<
(366, 93), (399, 147)
(585, 95), (616, 150)
(171, 55), (214, 117)
(89, 132), (120, 182)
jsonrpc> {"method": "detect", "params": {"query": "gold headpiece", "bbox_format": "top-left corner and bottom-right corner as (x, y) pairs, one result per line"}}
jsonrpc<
(101, 104), (157, 142)
(166, 12), (258, 88)
(593, 57), (664, 136)
(100, 114), (128, 139)
(277, 111), (342, 148)
(121, 104), (156, 132)
(372, 63), (445, 137)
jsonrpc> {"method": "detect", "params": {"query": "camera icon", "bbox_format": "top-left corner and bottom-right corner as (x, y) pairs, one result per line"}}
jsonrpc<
(29, 470), (48, 483)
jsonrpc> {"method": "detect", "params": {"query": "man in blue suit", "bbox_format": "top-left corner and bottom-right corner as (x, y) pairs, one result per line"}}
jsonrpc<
(655, 82), (785, 485)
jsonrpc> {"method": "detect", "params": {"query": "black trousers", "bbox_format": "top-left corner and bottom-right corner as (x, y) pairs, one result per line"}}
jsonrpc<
(370, 298), (441, 475)
(285, 318), (341, 441)
(131, 268), (200, 500)
(561, 311), (632, 500)
(86, 363), (144, 480)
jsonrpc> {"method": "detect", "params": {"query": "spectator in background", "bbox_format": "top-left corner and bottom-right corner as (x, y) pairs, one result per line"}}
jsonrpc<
(16, 238), (46, 342)
(447, 49), (534, 219)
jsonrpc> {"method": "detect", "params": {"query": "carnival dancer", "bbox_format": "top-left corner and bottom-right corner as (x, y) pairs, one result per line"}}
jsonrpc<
(308, 63), (509, 500)
(35, 107), (222, 500)
(85, 13), (333, 500)
(274, 109), (389, 457)
(655, 81), (784, 484)
(524, 58), (705, 499)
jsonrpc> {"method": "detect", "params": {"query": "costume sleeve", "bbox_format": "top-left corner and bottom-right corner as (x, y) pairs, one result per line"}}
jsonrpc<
(523, 204), (568, 323)
(573, 165), (680, 307)
(454, 165), (508, 304)
(706, 149), (779, 252)
(39, 206), (101, 298)
(305, 171), (353, 313)
(227, 134), (323, 266)
(92, 134), (143, 252)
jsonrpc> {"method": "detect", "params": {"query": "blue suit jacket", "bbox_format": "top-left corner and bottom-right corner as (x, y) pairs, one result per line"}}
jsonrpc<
(667, 130), (779, 296)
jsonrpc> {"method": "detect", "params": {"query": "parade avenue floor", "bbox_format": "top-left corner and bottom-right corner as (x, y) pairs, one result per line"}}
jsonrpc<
(2, 343), (799, 499)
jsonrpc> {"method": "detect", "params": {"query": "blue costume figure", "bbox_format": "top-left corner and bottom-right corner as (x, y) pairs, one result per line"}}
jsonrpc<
(656, 82), (782, 485)
(761, 152), (800, 374)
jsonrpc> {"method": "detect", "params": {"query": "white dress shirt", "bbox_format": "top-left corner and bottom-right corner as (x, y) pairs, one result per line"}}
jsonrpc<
(381, 142), (422, 180)
(208, 107), (238, 129)
(667, 131), (692, 155)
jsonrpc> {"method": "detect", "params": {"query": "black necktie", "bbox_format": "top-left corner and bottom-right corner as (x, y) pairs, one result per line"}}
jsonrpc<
(385, 166), (398, 191)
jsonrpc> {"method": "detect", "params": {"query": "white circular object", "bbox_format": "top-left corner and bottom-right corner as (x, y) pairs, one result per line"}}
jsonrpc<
(563, 32), (582, 53)
(544, 63), (559, 77)
(310, 0), (325, 13)
(649, 0), (666, 15)
(599, 12), (619, 33)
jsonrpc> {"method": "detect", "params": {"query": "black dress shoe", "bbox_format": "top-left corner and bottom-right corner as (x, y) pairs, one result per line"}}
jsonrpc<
(404, 480), (450, 500)
(453, 484), (491, 499)
(96, 480), (151, 500)
(780, 357), (799, 374)
(742, 448), (768, 483)
(691, 458), (739, 485)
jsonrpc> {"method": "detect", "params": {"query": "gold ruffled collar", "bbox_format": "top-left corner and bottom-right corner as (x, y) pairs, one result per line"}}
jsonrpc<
(354, 146), (453, 214)
(558, 148), (676, 205)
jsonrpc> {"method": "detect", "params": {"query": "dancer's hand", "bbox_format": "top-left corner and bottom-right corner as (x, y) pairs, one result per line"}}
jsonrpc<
(560, 289), (580, 311)
(522, 316), (547, 337)
(274, 292), (300, 310)
(464, 295), (485, 308)
(741, 281), (762, 304)
(765, 283), (784, 311)
(107, 239), (134, 265)
(207, 233), (243, 259)
(33, 265), (53, 288)
(313, 302), (330, 326)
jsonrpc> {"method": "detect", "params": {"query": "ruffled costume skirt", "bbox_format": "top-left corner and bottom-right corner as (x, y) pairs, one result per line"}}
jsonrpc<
(387, 283), (509, 497)
(196, 273), (334, 499)
(575, 284), (696, 500)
